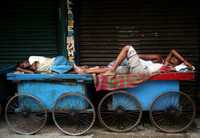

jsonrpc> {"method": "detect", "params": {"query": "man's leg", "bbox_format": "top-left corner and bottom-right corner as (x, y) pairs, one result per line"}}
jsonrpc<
(74, 45), (132, 74)
(110, 45), (130, 71)
(74, 65), (110, 74)
(86, 67), (110, 74)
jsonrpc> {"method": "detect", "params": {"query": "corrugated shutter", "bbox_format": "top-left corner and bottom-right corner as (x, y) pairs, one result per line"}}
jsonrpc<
(76, 0), (199, 68)
(0, 0), (58, 67)
(76, 0), (199, 110)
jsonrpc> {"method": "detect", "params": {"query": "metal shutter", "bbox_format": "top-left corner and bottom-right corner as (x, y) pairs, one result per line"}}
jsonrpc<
(0, 0), (58, 67)
(76, 0), (199, 68)
(76, 0), (199, 111)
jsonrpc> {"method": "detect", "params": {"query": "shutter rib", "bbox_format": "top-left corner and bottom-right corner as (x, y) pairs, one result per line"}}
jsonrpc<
(0, 0), (58, 66)
(76, 0), (199, 68)
(76, 0), (199, 112)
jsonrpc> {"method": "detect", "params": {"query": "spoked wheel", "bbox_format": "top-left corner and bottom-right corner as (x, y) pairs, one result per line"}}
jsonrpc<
(52, 93), (96, 136)
(150, 91), (196, 133)
(98, 91), (142, 132)
(5, 94), (47, 134)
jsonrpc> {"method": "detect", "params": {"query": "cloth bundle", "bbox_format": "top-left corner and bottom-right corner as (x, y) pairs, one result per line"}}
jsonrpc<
(95, 73), (151, 91)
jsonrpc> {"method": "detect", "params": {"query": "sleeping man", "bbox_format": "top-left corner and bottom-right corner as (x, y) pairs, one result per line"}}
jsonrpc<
(16, 45), (194, 74)
(16, 56), (73, 74)
(74, 45), (194, 75)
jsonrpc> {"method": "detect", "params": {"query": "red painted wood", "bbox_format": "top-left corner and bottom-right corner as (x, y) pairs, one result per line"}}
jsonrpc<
(150, 72), (195, 80)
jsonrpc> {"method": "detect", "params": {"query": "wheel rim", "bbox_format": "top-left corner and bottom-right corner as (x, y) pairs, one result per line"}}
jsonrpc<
(5, 94), (47, 135)
(150, 92), (196, 133)
(52, 93), (95, 136)
(98, 91), (142, 132)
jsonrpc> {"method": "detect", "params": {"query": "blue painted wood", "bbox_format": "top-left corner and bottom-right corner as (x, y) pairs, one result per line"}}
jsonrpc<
(7, 73), (93, 111)
(113, 80), (179, 111)
(7, 73), (92, 81)
(18, 81), (87, 111)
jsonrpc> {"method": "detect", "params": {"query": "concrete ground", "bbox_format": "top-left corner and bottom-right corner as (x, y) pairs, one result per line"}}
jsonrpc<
(0, 117), (200, 138)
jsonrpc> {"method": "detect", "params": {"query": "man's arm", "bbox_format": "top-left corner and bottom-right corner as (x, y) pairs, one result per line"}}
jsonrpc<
(30, 62), (38, 71)
(164, 49), (193, 69)
(16, 67), (35, 73)
(164, 51), (173, 65)
(171, 49), (193, 69)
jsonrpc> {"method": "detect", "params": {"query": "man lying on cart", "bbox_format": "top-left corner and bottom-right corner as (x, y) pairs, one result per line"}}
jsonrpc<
(16, 45), (195, 75)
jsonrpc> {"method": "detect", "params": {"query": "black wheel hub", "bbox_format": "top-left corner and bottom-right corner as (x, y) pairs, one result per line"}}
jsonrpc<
(22, 109), (30, 118)
(167, 106), (179, 116)
(115, 106), (125, 115)
(69, 110), (80, 122)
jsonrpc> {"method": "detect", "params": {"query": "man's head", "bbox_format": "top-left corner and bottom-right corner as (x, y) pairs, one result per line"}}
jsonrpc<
(18, 60), (31, 69)
(169, 56), (181, 66)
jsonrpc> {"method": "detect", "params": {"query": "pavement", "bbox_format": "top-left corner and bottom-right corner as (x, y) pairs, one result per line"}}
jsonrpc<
(0, 117), (200, 138)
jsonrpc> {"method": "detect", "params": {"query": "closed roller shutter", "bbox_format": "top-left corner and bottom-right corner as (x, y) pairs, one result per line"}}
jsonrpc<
(0, 0), (58, 67)
(76, 0), (199, 68)
(75, 0), (199, 110)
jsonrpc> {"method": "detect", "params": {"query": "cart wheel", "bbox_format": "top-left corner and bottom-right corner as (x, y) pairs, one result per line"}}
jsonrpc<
(150, 91), (196, 133)
(5, 94), (47, 135)
(52, 93), (95, 136)
(98, 91), (142, 132)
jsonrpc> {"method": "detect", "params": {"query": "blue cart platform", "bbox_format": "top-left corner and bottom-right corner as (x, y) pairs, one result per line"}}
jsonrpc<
(97, 72), (196, 133)
(6, 73), (95, 136)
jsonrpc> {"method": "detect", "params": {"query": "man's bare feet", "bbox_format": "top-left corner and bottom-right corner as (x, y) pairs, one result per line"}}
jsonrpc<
(73, 64), (86, 74)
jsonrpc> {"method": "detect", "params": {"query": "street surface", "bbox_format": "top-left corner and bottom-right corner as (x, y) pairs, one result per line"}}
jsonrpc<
(0, 118), (200, 138)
